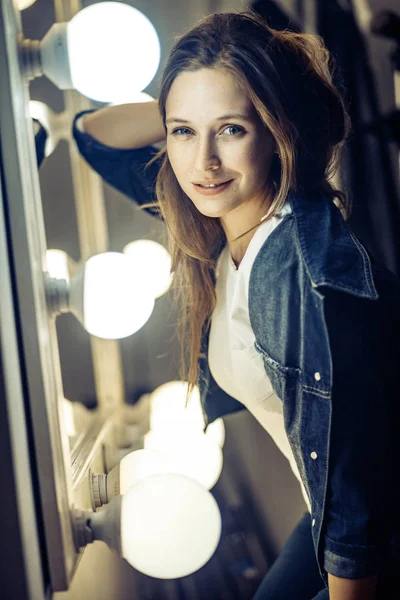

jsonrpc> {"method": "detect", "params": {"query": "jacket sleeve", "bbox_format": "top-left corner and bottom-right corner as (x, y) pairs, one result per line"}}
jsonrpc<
(321, 261), (400, 579)
(72, 109), (164, 219)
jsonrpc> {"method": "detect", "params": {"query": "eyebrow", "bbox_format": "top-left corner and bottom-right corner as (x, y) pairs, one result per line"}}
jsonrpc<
(165, 113), (253, 125)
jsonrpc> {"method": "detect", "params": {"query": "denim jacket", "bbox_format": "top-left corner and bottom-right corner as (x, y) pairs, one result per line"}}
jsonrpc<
(72, 110), (400, 583)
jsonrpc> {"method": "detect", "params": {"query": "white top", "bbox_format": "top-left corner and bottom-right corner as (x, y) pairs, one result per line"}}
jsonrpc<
(208, 203), (311, 512)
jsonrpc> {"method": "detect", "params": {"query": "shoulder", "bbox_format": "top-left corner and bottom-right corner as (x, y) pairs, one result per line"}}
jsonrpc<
(251, 191), (379, 301)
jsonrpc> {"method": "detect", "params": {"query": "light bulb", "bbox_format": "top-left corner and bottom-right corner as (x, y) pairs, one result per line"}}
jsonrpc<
(144, 430), (223, 490)
(29, 101), (70, 156)
(145, 381), (224, 489)
(83, 252), (154, 339)
(46, 252), (155, 339)
(93, 441), (222, 507)
(118, 448), (172, 493)
(75, 473), (221, 579)
(123, 239), (173, 300)
(150, 380), (204, 432)
(68, 2), (160, 102)
(22, 2), (161, 103)
(92, 447), (193, 506)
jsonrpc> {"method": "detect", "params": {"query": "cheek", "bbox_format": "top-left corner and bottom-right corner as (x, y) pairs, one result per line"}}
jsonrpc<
(221, 141), (254, 171)
(166, 144), (195, 195)
(247, 138), (274, 173)
(167, 143), (189, 174)
(231, 141), (268, 180)
(166, 144), (184, 183)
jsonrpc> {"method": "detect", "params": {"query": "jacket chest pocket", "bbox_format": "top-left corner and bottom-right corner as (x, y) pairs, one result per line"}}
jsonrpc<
(254, 342), (302, 414)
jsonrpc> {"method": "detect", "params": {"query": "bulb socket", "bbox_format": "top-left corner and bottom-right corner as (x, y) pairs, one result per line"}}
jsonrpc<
(45, 276), (69, 315)
(19, 36), (42, 80)
(72, 508), (95, 550)
(90, 471), (108, 509)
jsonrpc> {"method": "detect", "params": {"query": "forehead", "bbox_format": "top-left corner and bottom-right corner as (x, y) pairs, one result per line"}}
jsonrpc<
(165, 67), (254, 120)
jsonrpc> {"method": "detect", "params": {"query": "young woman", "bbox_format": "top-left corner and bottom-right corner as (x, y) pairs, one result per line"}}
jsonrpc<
(72, 11), (400, 600)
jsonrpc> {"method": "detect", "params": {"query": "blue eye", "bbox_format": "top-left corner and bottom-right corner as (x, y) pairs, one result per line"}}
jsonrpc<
(223, 125), (243, 135)
(172, 127), (192, 136)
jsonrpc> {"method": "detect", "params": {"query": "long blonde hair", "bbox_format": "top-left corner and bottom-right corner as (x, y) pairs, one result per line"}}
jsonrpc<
(141, 10), (350, 405)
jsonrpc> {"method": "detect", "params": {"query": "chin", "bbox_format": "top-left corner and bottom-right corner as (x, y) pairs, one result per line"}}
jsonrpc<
(193, 204), (228, 219)
(184, 196), (222, 218)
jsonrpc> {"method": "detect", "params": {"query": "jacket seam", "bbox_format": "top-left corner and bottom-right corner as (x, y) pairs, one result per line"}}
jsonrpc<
(303, 385), (331, 398)
(344, 222), (378, 298)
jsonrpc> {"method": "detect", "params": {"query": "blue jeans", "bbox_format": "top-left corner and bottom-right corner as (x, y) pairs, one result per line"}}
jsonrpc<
(252, 512), (328, 600)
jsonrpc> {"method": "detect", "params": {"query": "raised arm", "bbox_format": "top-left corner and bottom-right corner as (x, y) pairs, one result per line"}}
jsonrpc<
(72, 101), (166, 215)
(82, 100), (166, 149)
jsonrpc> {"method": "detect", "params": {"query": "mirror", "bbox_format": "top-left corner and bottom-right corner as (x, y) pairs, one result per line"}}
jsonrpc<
(2, 0), (250, 593)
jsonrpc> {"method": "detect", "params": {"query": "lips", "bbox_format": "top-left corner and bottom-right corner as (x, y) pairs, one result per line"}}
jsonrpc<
(192, 180), (233, 196)
(193, 180), (231, 187)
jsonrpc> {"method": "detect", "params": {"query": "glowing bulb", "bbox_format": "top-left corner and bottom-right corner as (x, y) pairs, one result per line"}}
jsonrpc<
(144, 430), (223, 490)
(25, 3), (160, 102)
(118, 448), (175, 493)
(123, 240), (173, 299)
(94, 447), (217, 506)
(82, 253), (154, 339)
(67, 2), (160, 102)
(120, 474), (221, 578)
(46, 252), (155, 339)
(82, 473), (222, 578)
(150, 380), (204, 432)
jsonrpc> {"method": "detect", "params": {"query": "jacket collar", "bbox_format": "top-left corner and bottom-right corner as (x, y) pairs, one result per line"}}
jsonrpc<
(289, 191), (378, 299)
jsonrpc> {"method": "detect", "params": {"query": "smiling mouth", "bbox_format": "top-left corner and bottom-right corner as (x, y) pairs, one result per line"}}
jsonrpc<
(194, 181), (232, 188)
(192, 180), (234, 195)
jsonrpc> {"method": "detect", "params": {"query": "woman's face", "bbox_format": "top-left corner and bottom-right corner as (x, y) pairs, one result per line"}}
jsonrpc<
(165, 67), (275, 233)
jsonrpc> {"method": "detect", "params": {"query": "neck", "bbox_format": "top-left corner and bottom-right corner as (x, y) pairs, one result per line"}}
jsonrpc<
(220, 195), (273, 267)
(224, 202), (271, 242)
(228, 218), (267, 268)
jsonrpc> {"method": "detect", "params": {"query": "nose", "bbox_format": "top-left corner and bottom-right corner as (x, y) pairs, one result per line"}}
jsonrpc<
(194, 136), (221, 172)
